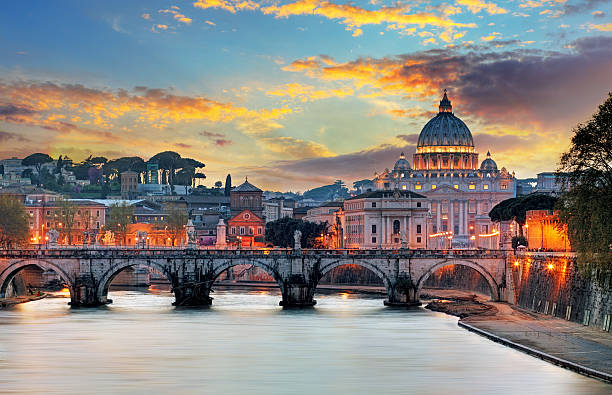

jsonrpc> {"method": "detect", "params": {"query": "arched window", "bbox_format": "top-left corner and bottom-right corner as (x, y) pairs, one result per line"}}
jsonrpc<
(393, 220), (400, 235)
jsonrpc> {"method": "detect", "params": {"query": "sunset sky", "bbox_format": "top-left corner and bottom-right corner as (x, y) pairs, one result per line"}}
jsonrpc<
(1, 0), (611, 191)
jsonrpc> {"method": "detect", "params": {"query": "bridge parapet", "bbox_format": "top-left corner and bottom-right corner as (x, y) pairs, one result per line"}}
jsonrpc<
(0, 248), (511, 308)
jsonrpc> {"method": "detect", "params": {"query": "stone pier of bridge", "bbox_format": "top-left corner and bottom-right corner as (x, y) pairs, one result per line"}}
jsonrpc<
(0, 248), (511, 308)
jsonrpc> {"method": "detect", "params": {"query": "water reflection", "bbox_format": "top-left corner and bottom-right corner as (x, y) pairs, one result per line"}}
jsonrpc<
(0, 288), (609, 395)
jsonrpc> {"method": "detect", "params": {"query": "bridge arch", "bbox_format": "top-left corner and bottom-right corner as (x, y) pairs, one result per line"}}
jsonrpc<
(210, 259), (285, 291)
(318, 259), (393, 293)
(96, 260), (174, 304)
(0, 259), (74, 299)
(416, 259), (500, 301)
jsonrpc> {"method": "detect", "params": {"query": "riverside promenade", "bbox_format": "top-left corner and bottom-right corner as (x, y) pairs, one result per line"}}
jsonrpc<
(459, 299), (612, 382)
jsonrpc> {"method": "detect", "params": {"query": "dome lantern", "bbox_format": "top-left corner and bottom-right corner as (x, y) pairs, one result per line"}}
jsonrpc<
(439, 89), (452, 113)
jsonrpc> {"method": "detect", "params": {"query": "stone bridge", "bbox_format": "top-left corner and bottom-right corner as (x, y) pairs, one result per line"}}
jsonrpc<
(0, 248), (513, 307)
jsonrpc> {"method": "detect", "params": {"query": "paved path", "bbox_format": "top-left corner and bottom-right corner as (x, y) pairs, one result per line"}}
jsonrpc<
(463, 301), (612, 378)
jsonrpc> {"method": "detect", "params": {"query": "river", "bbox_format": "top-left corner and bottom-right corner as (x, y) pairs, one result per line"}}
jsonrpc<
(0, 287), (609, 394)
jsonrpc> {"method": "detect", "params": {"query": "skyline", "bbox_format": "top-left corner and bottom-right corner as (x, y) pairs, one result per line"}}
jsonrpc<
(1, 0), (611, 191)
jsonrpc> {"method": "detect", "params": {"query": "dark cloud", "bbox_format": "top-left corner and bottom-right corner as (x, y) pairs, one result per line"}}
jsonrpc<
(562, 0), (609, 15)
(0, 104), (37, 117)
(450, 35), (612, 128)
(389, 35), (612, 128)
(0, 130), (30, 143)
(175, 142), (192, 149)
(201, 130), (233, 146)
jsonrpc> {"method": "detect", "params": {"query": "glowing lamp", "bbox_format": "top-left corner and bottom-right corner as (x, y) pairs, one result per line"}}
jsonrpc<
(547, 263), (554, 270)
(514, 261), (519, 267)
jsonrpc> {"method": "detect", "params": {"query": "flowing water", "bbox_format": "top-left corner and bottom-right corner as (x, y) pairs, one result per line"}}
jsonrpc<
(0, 287), (609, 394)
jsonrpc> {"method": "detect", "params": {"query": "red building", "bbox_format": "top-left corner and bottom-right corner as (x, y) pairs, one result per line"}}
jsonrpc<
(227, 209), (265, 247)
(228, 178), (265, 247)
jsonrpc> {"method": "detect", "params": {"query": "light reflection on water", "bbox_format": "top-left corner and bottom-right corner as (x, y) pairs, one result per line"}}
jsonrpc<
(0, 287), (609, 395)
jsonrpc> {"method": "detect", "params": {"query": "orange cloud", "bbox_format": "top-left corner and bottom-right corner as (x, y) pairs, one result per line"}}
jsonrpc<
(0, 81), (290, 133)
(193, 0), (476, 36)
(258, 136), (334, 159)
(584, 22), (612, 32)
(265, 83), (354, 102)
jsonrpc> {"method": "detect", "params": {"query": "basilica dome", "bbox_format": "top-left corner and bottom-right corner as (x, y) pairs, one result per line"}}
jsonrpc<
(416, 91), (474, 148)
(480, 151), (498, 171)
(394, 152), (411, 170)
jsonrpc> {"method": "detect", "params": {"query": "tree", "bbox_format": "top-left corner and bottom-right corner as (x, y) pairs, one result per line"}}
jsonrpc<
(557, 92), (612, 273)
(224, 174), (232, 196)
(22, 153), (53, 179)
(163, 204), (188, 246)
(265, 217), (329, 248)
(489, 194), (557, 235)
(214, 181), (223, 189)
(54, 198), (78, 245)
(106, 203), (134, 245)
(0, 195), (30, 248)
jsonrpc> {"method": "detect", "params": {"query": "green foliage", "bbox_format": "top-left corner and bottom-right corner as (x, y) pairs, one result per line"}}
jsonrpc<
(52, 198), (78, 244)
(556, 92), (612, 273)
(22, 153), (53, 174)
(0, 195), (30, 248)
(163, 204), (188, 246)
(148, 151), (205, 191)
(303, 180), (348, 201)
(511, 235), (528, 249)
(489, 194), (557, 228)
(224, 174), (232, 196)
(107, 203), (134, 245)
(265, 217), (328, 248)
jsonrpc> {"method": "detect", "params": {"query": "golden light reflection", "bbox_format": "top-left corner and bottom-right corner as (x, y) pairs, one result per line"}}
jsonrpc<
(340, 292), (349, 300)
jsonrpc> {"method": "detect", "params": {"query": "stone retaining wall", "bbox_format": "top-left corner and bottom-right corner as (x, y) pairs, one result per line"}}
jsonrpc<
(513, 256), (612, 330)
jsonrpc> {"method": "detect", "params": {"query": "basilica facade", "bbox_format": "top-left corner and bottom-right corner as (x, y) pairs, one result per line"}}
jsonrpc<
(373, 91), (516, 248)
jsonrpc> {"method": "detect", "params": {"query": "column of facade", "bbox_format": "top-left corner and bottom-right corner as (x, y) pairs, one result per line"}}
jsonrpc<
(436, 201), (441, 233)
(408, 216), (414, 247)
(459, 201), (464, 235)
(380, 215), (385, 246)
(449, 200), (454, 235)
(402, 216), (407, 244)
(385, 215), (393, 245)
(463, 201), (468, 235)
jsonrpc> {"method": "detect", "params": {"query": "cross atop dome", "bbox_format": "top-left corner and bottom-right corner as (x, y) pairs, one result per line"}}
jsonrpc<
(439, 89), (452, 113)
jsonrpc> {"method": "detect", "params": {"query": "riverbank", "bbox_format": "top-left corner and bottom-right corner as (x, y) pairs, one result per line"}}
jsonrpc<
(423, 289), (612, 383)
(0, 293), (47, 308)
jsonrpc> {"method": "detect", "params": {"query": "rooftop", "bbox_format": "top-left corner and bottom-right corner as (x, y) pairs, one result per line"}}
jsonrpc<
(346, 190), (427, 200)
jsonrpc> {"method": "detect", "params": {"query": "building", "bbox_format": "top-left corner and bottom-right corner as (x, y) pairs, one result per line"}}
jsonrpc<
(146, 162), (159, 184)
(525, 210), (571, 251)
(263, 197), (294, 223)
(341, 190), (429, 249)
(120, 171), (139, 199)
(228, 178), (266, 247)
(373, 91), (516, 248)
(303, 201), (343, 226)
(230, 178), (263, 218)
(227, 209), (265, 247)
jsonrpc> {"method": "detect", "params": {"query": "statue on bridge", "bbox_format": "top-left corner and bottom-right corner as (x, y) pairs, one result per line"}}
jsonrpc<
(186, 219), (197, 249)
(400, 231), (407, 249)
(102, 230), (114, 246)
(46, 229), (59, 247)
(136, 231), (148, 248)
(294, 229), (302, 251)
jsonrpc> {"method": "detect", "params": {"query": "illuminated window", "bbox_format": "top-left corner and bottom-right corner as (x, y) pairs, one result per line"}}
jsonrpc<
(431, 184), (437, 190)
(484, 184), (489, 190)
(415, 185), (422, 190)
(454, 184), (459, 189)
(469, 184), (475, 190)
(501, 184), (507, 190)
(402, 185), (407, 190)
